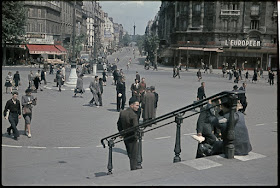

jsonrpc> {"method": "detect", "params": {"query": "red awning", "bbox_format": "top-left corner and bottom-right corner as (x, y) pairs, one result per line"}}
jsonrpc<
(55, 45), (67, 54)
(26, 44), (62, 55)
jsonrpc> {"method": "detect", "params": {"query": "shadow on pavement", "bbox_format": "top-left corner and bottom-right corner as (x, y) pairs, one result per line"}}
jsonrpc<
(94, 172), (108, 177)
(112, 147), (127, 155)
(107, 109), (118, 112)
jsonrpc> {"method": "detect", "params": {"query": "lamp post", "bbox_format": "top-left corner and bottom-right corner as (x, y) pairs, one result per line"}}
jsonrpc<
(66, 1), (78, 86)
(92, 22), (98, 76)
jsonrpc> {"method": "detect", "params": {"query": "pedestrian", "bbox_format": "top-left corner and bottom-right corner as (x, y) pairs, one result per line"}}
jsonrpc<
(173, 66), (177, 78)
(222, 67), (226, 78)
(22, 88), (37, 138)
(209, 64), (213, 74)
(41, 68), (47, 85)
(33, 74), (42, 92)
(50, 64), (54, 74)
(74, 74), (85, 97)
(238, 68), (242, 80)
(56, 68), (61, 87)
(233, 70), (239, 84)
(139, 77), (147, 103)
(102, 69), (107, 86)
(98, 78), (103, 106)
(103, 63), (107, 71)
(76, 67), (81, 77)
(238, 82), (248, 115)
(197, 69), (202, 82)
(13, 71), (21, 91)
(154, 61), (158, 71)
(228, 69), (233, 80)
(150, 86), (159, 119)
(28, 70), (34, 90)
(252, 69), (258, 83)
(61, 66), (66, 81)
(142, 87), (156, 123)
(89, 76), (101, 107)
(245, 70), (249, 81)
(176, 66), (180, 79)
(5, 72), (13, 94)
(113, 69), (119, 85)
(260, 68), (264, 78)
(136, 71), (140, 82)
(269, 70), (275, 85)
(197, 82), (206, 101)
(203, 97), (252, 157)
(131, 79), (140, 102)
(116, 77), (126, 112)
(3, 91), (22, 140)
(57, 71), (64, 92)
(117, 97), (140, 171)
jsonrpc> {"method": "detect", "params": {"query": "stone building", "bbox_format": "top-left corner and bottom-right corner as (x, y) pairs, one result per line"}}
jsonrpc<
(155, 1), (278, 70)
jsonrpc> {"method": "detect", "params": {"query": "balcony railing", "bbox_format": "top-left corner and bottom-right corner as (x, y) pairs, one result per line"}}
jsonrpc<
(220, 10), (240, 16)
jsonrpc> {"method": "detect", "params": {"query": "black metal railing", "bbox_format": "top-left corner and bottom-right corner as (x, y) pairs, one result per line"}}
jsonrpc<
(101, 90), (243, 175)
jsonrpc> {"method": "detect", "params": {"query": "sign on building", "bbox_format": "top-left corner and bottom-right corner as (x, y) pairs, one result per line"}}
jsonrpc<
(224, 40), (261, 47)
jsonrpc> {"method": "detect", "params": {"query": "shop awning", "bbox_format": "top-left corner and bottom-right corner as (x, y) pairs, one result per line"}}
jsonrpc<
(178, 47), (223, 52)
(26, 44), (63, 55)
(55, 45), (67, 54)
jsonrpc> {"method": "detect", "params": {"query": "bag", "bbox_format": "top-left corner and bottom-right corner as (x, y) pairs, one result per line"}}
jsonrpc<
(118, 93), (122, 97)
(22, 107), (32, 115)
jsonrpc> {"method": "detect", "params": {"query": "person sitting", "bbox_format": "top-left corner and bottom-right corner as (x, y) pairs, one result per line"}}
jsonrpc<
(198, 97), (252, 157)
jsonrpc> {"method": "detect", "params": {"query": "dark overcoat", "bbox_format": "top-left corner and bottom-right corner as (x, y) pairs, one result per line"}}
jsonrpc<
(142, 92), (155, 120)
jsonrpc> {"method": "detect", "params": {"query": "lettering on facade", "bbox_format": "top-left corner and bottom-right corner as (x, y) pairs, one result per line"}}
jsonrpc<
(225, 40), (261, 47)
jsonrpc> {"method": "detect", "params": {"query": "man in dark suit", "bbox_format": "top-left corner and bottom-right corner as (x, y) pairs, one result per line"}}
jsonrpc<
(238, 82), (247, 115)
(117, 97), (140, 170)
(136, 71), (140, 82)
(116, 77), (126, 112)
(197, 82), (206, 101)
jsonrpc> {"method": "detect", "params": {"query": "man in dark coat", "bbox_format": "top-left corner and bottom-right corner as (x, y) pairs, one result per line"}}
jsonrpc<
(131, 79), (140, 102)
(206, 97), (252, 156)
(197, 82), (206, 101)
(136, 71), (140, 82)
(116, 77), (126, 112)
(150, 86), (159, 119)
(238, 82), (247, 115)
(89, 76), (101, 107)
(74, 74), (85, 97)
(117, 97), (140, 171)
(141, 87), (155, 123)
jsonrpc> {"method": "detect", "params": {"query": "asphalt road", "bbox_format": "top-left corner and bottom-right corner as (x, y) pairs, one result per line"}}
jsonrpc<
(1, 45), (278, 185)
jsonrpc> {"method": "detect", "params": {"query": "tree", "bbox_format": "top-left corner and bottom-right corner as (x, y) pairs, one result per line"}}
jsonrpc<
(120, 33), (131, 47)
(144, 34), (159, 62)
(2, 1), (27, 66)
(135, 35), (145, 56)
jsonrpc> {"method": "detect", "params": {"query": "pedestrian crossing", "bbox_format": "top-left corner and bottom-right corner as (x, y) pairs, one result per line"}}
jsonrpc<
(180, 152), (266, 170)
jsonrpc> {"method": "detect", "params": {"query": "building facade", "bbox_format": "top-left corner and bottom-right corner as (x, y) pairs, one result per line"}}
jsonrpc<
(154, 1), (278, 70)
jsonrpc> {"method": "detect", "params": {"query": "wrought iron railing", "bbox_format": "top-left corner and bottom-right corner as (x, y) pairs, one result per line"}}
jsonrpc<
(101, 90), (244, 175)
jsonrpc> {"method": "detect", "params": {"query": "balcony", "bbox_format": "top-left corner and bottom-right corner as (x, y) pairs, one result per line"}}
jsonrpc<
(220, 9), (240, 16)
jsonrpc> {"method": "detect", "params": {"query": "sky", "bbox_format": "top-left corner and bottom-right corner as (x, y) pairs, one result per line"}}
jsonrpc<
(99, 1), (161, 35)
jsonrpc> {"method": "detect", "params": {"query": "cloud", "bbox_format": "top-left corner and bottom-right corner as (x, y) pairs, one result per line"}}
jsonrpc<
(120, 1), (144, 7)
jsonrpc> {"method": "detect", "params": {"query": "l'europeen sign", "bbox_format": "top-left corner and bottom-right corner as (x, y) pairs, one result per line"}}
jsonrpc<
(225, 40), (261, 47)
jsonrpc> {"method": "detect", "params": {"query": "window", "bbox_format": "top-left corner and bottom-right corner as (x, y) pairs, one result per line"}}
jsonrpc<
(194, 4), (201, 12)
(250, 20), (259, 30)
(223, 20), (228, 31)
(251, 5), (259, 16)
(232, 3), (238, 10)
(38, 9), (41, 17)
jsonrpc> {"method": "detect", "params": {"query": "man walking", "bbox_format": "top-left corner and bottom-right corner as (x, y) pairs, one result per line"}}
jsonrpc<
(239, 82), (248, 115)
(89, 76), (101, 107)
(142, 87), (155, 123)
(197, 82), (206, 101)
(136, 71), (140, 82)
(150, 86), (159, 119)
(3, 91), (22, 140)
(197, 69), (202, 82)
(74, 74), (85, 97)
(116, 77), (126, 112)
(131, 79), (140, 102)
(117, 97), (140, 171)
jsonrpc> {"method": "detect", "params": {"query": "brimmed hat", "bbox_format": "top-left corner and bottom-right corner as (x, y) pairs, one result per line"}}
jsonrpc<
(150, 86), (155, 90)
(233, 85), (238, 89)
(25, 88), (33, 93)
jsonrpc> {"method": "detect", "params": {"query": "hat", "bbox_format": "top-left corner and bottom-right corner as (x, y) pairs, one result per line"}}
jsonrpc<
(146, 87), (151, 91)
(150, 86), (155, 90)
(25, 88), (33, 93)
(233, 85), (238, 89)
(129, 97), (139, 105)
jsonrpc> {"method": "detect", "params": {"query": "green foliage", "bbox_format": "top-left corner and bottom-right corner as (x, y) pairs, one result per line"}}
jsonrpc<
(120, 33), (131, 46)
(144, 34), (159, 61)
(135, 35), (145, 55)
(2, 1), (27, 44)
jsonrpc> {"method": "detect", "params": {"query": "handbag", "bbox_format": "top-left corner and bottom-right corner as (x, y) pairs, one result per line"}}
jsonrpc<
(22, 106), (32, 115)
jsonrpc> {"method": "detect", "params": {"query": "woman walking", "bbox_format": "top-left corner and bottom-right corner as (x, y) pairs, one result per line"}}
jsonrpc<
(22, 88), (37, 138)
(102, 69), (107, 86)
(13, 71), (20, 91)
(3, 91), (22, 140)
(5, 72), (13, 94)
(33, 74), (41, 92)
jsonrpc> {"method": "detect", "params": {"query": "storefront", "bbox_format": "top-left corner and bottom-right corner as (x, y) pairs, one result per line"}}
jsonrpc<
(26, 44), (67, 65)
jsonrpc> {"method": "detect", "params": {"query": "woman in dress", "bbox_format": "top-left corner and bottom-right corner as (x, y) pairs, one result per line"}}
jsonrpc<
(22, 88), (37, 138)
(13, 71), (20, 91)
(5, 72), (13, 94)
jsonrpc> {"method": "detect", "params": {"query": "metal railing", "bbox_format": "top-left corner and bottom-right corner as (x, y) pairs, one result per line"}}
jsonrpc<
(101, 90), (244, 175)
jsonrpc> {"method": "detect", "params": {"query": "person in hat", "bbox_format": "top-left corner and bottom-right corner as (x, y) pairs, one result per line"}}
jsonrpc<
(150, 86), (159, 119)
(201, 97), (252, 157)
(233, 85), (238, 91)
(74, 74), (85, 97)
(116, 76), (126, 112)
(22, 88), (37, 138)
(141, 87), (155, 123)
(3, 91), (22, 140)
(89, 76), (101, 107)
(117, 96), (140, 170)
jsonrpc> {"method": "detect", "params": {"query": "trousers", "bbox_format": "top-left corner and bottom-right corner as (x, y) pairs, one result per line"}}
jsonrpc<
(8, 112), (19, 138)
(89, 92), (99, 106)
(124, 139), (138, 170)
(117, 94), (126, 111)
